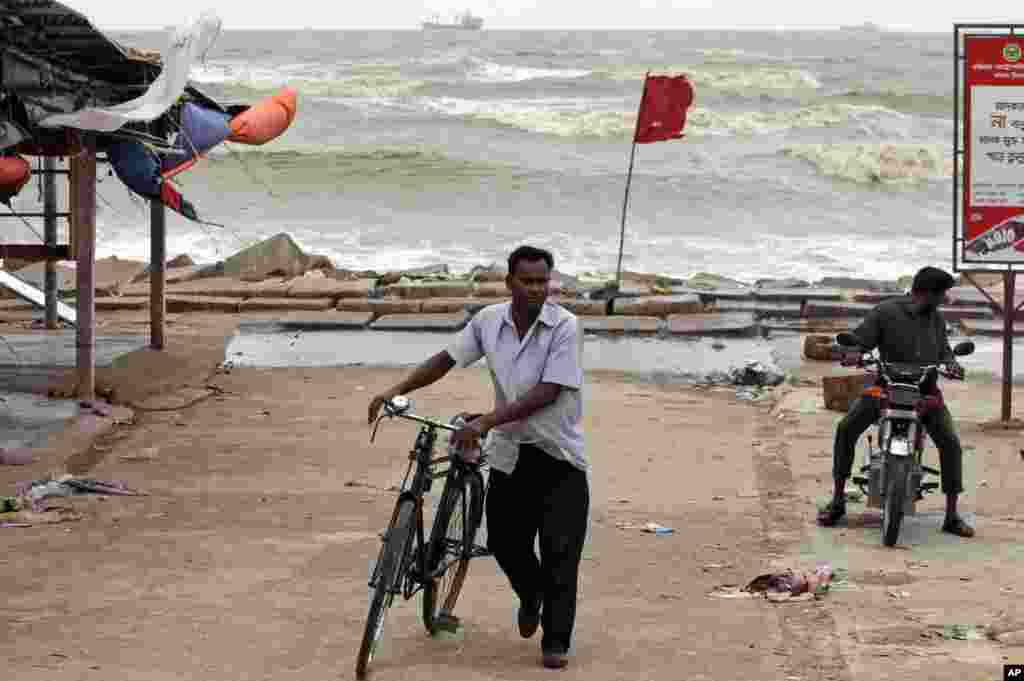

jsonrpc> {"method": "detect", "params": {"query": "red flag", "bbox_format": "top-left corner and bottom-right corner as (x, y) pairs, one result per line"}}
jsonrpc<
(633, 75), (694, 144)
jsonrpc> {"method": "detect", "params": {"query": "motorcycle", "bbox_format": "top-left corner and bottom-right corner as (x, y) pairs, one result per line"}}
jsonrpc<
(834, 332), (975, 547)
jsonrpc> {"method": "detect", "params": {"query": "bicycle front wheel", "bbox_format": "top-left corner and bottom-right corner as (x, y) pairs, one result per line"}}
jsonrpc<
(422, 471), (483, 634)
(356, 498), (415, 680)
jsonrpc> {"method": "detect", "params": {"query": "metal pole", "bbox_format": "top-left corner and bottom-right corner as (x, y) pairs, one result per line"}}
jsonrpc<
(43, 157), (58, 328)
(616, 72), (650, 291)
(150, 198), (166, 349)
(72, 145), (97, 403)
(615, 141), (638, 290)
(1003, 271), (1016, 422)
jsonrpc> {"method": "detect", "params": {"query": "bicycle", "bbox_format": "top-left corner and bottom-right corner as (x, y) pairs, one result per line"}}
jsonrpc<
(355, 395), (491, 680)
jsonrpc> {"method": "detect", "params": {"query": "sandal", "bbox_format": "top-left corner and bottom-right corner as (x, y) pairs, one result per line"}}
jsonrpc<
(817, 496), (847, 527)
(942, 515), (975, 538)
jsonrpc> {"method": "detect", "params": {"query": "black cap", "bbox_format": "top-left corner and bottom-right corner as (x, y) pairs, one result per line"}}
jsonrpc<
(911, 266), (955, 294)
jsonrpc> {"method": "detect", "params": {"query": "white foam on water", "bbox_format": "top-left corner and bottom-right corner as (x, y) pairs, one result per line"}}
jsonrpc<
(464, 58), (591, 83)
(783, 143), (954, 184)
(595, 63), (821, 95)
(191, 61), (427, 98)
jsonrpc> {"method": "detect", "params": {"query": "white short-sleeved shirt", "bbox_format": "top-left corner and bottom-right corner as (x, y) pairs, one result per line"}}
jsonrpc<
(446, 301), (586, 475)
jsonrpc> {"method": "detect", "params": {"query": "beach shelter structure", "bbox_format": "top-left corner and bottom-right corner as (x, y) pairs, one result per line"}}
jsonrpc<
(0, 1), (235, 400)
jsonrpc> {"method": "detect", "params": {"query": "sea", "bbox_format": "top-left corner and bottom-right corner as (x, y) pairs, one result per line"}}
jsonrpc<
(7, 28), (962, 283)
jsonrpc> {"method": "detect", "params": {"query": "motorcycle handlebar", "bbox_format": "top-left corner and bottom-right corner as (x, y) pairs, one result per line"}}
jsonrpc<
(838, 354), (963, 380)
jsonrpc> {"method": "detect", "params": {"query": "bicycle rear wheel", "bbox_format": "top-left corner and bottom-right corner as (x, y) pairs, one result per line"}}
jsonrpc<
(356, 499), (415, 680)
(421, 471), (484, 634)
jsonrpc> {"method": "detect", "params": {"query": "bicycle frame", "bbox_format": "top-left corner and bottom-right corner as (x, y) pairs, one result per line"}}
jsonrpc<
(368, 403), (490, 600)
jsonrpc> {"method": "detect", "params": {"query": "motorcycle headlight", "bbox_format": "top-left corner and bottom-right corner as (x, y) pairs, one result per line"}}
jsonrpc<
(889, 438), (910, 456)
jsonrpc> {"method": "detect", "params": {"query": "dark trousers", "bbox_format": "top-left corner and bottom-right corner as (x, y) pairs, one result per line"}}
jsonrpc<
(833, 396), (963, 494)
(486, 443), (589, 653)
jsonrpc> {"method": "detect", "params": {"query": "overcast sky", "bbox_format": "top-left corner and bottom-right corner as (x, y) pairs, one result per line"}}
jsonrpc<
(76, 0), (1024, 32)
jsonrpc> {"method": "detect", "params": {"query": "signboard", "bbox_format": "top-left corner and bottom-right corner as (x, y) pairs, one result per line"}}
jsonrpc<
(962, 35), (1024, 263)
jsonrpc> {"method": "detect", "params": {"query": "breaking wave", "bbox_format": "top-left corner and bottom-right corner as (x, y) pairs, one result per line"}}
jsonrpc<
(191, 62), (428, 98)
(782, 143), (954, 184)
(594, 64), (821, 95)
(424, 97), (907, 138)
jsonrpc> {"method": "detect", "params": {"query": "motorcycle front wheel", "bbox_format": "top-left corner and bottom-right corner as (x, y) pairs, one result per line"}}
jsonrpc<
(882, 456), (910, 547)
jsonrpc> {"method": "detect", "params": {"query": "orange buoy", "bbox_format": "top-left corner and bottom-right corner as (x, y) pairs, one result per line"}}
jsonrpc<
(227, 87), (297, 145)
(0, 154), (31, 203)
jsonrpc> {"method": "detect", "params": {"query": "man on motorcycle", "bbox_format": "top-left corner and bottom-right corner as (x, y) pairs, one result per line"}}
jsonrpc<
(817, 266), (975, 537)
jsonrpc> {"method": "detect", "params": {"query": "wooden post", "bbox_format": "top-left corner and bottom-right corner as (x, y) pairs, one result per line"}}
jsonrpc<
(71, 145), (97, 403)
(150, 198), (166, 349)
(43, 157), (58, 329)
(1002, 271), (1016, 422)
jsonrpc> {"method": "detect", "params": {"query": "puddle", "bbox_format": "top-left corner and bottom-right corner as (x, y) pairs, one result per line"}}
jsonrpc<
(0, 332), (147, 367)
(225, 324), (806, 379)
(0, 392), (80, 449)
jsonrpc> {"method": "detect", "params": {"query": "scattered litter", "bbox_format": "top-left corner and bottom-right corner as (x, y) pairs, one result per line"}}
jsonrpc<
(943, 624), (982, 641)
(743, 564), (842, 601)
(709, 585), (754, 599)
(119, 447), (158, 462)
(888, 590), (910, 599)
(1, 507), (83, 527)
(730, 361), (787, 388)
(712, 495), (725, 501)
(14, 475), (144, 512)
(616, 521), (674, 535)
(0, 448), (34, 466)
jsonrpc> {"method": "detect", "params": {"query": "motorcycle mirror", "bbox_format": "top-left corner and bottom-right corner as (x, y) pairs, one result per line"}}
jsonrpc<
(836, 332), (861, 348)
(953, 341), (975, 357)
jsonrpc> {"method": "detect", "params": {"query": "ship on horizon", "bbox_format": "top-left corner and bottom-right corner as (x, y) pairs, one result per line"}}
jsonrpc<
(421, 10), (483, 30)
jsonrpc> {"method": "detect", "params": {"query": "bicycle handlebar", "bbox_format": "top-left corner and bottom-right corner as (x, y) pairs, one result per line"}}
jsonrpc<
(384, 403), (459, 433)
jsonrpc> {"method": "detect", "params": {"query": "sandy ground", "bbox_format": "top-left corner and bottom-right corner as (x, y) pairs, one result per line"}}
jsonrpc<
(1, 315), (1023, 681)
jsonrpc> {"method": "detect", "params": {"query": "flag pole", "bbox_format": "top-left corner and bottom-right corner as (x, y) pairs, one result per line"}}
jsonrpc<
(615, 72), (649, 291)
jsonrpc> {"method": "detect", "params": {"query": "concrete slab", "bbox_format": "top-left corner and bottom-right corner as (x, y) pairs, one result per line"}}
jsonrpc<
(164, 276), (253, 298)
(65, 297), (149, 312)
(0, 391), (80, 449)
(580, 316), (662, 334)
(611, 295), (702, 317)
(287, 276), (375, 299)
(238, 298), (333, 312)
(667, 312), (757, 336)
(712, 301), (803, 319)
(939, 306), (993, 322)
(0, 333), (147, 368)
(474, 282), (509, 298)
(854, 292), (904, 304)
(754, 287), (843, 302)
(238, 311), (375, 332)
(817, 511), (977, 549)
(337, 298), (423, 314)
(803, 301), (874, 318)
(761, 318), (856, 333)
(676, 287), (754, 302)
(370, 312), (470, 332)
(166, 296), (240, 313)
(421, 297), (491, 314)
(384, 282), (475, 299)
(959, 319), (1024, 336)
(238, 278), (292, 298)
